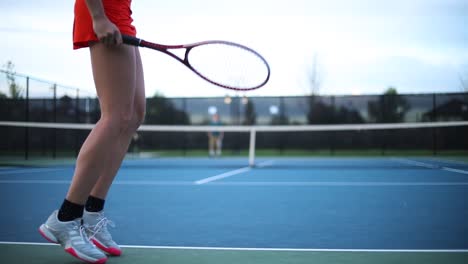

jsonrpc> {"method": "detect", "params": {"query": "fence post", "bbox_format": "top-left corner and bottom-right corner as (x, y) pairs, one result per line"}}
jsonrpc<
(25, 77), (29, 160)
(432, 93), (437, 155)
(75, 89), (80, 157)
(53, 83), (57, 159)
(279, 96), (285, 155)
(330, 96), (336, 156)
(182, 98), (187, 156)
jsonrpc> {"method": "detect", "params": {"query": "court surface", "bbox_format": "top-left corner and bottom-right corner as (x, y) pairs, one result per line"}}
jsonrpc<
(0, 156), (467, 263)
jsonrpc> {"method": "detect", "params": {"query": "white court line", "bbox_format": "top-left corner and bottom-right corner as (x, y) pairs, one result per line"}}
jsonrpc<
(118, 245), (468, 253)
(391, 158), (439, 169)
(0, 180), (70, 184)
(205, 181), (468, 186)
(0, 180), (193, 185)
(2, 180), (468, 186)
(256, 160), (275, 168)
(194, 167), (251, 185)
(424, 157), (468, 166)
(115, 181), (193, 186)
(0, 241), (467, 253)
(0, 168), (66, 175)
(0, 161), (271, 186)
(393, 158), (468, 175)
(194, 160), (274, 185)
(442, 167), (468, 175)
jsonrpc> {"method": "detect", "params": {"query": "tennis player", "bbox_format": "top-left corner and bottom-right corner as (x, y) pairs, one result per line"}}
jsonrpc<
(208, 113), (224, 157)
(39, 0), (145, 263)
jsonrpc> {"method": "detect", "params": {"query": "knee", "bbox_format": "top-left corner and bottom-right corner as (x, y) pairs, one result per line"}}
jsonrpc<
(100, 103), (145, 136)
(99, 111), (132, 136)
(115, 107), (145, 136)
(133, 106), (145, 129)
(114, 112), (135, 135)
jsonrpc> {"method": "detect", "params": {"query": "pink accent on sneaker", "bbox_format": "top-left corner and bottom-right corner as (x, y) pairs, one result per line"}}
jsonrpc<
(38, 227), (58, 244)
(65, 247), (107, 264)
(91, 238), (122, 256)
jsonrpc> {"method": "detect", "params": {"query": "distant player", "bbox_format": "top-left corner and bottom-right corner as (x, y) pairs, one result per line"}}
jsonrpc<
(208, 113), (224, 157)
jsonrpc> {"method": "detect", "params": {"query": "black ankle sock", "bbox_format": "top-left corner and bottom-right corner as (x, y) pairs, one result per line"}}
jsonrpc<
(85, 195), (105, 212)
(58, 199), (84, 222)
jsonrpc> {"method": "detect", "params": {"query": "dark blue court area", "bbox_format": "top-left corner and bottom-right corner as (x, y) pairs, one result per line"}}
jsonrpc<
(1, 157), (467, 263)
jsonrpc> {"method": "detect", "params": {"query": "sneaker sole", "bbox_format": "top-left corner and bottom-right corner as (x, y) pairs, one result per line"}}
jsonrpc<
(65, 247), (108, 264)
(91, 238), (122, 256)
(38, 225), (107, 264)
(38, 224), (58, 244)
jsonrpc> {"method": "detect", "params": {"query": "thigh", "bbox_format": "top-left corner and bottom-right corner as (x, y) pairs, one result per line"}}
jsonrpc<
(89, 43), (137, 117)
(133, 48), (146, 115)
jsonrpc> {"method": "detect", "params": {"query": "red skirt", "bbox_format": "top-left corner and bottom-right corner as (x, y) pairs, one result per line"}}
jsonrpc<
(73, 0), (137, 49)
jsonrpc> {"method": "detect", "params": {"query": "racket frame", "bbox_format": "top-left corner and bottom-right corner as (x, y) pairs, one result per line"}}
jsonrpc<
(122, 35), (270, 91)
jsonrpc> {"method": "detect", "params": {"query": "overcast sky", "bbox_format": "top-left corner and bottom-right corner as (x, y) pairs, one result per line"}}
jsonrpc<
(1, 0), (467, 98)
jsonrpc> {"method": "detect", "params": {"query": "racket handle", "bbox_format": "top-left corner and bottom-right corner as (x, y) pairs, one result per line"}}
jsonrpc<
(122, 35), (142, 46)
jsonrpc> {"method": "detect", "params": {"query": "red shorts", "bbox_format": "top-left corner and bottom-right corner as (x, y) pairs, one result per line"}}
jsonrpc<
(73, 0), (137, 49)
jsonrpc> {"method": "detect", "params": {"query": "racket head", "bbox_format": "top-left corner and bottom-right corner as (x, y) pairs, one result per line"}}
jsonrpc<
(123, 35), (270, 91)
(183, 40), (270, 91)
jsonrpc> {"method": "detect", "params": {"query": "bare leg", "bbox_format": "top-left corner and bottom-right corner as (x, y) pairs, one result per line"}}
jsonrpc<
(208, 135), (215, 156)
(66, 44), (145, 204)
(90, 48), (145, 199)
(216, 138), (222, 156)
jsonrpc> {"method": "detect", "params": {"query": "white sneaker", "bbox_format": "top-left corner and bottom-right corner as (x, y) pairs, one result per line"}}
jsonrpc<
(39, 210), (107, 264)
(84, 210), (122, 256)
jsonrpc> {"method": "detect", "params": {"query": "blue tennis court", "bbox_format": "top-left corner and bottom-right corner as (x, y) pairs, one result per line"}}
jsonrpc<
(0, 156), (467, 263)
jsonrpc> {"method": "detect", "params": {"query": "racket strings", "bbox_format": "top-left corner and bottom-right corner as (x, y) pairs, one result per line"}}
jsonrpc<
(187, 43), (269, 89)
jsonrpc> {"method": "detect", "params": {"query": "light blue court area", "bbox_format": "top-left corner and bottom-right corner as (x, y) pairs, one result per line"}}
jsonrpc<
(0, 157), (467, 263)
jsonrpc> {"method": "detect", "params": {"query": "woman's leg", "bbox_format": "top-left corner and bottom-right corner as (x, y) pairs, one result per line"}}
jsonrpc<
(39, 43), (143, 264)
(90, 47), (145, 199)
(66, 44), (145, 205)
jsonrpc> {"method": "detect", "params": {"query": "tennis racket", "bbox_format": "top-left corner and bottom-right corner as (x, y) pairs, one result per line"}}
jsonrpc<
(122, 35), (270, 91)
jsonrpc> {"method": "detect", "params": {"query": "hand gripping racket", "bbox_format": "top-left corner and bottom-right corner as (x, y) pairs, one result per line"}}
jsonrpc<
(122, 35), (270, 91)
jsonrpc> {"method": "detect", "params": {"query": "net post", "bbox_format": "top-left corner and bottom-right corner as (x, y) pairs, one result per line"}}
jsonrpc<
(75, 88), (80, 157)
(248, 128), (256, 167)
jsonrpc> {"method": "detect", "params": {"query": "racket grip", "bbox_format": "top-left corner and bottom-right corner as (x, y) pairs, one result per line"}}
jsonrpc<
(122, 35), (142, 46)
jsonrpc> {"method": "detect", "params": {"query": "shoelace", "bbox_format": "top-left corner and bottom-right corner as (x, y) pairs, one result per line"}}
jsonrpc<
(71, 221), (96, 247)
(79, 224), (90, 241)
(87, 217), (115, 240)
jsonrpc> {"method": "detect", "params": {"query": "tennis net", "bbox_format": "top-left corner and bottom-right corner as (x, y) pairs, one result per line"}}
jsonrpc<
(0, 121), (467, 166)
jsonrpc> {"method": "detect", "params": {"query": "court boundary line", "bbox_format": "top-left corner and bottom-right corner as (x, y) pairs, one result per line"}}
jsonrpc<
(391, 158), (438, 169)
(194, 167), (251, 185)
(194, 160), (274, 185)
(205, 181), (468, 186)
(392, 158), (468, 175)
(424, 157), (468, 166)
(256, 160), (275, 168)
(0, 168), (67, 175)
(442, 167), (468, 175)
(0, 241), (467, 253)
(2, 180), (468, 186)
